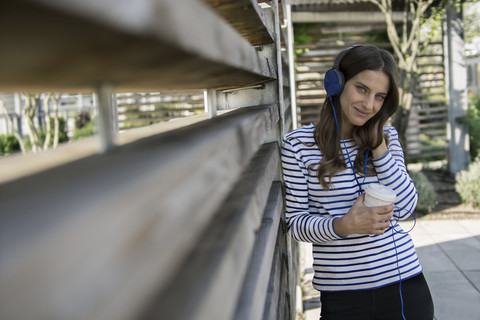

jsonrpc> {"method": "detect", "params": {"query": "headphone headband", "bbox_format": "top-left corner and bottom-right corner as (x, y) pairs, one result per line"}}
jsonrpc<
(332, 44), (362, 70)
(324, 44), (363, 96)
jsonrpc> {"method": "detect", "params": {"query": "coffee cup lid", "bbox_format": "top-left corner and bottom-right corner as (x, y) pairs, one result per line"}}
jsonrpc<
(364, 184), (396, 202)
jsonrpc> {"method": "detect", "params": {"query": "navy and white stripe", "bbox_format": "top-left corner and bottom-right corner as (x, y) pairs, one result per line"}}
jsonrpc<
(281, 123), (422, 291)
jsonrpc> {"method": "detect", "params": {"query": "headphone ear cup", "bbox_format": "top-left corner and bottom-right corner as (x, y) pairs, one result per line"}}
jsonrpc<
(324, 68), (345, 96)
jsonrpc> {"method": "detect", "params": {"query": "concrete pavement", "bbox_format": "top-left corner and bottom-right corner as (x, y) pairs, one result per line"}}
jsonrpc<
(299, 219), (480, 320)
(405, 219), (480, 320)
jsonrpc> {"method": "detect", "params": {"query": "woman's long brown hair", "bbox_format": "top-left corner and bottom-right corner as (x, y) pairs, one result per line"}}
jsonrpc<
(315, 45), (399, 189)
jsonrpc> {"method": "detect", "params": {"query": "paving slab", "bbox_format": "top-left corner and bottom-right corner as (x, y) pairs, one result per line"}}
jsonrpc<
(405, 219), (480, 320)
(424, 271), (480, 320)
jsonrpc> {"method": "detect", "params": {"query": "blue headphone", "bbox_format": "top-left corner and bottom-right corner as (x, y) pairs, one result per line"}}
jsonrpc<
(324, 45), (362, 96)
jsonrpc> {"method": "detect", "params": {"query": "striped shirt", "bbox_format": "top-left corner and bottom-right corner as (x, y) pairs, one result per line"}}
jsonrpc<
(281, 123), (422, 291)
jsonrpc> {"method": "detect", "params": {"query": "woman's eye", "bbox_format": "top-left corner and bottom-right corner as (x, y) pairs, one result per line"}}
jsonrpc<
(357, 86), (366, 93)
(375, 95), (386, 101)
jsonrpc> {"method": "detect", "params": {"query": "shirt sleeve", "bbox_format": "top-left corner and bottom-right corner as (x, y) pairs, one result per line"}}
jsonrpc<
(373, 127), (418, 220)
(281, 137), (344, 243)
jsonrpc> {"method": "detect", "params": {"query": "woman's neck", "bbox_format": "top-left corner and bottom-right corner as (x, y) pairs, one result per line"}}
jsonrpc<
(341, 126), (353, 140)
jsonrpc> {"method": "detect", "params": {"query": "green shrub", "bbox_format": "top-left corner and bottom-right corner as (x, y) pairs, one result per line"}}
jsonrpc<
(455, 161), (480, 208)
(0, 134), (21, 155)
(75, 111), (91, 129)
(73, 120), (95, 140)
(409, 170), (437, 214)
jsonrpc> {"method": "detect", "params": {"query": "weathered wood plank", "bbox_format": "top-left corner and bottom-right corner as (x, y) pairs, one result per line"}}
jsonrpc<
(0, 104), (278, 320)
(119, 107), (204, 117)
(0, 111), (234, 184)
(0, 0), (274, 92)
(409, 113), (447, 121)
(262, 229), (283, 320)
(233, 181), (283, 320)
(205, 0), (274, 46)
(140, 142), (280, 320)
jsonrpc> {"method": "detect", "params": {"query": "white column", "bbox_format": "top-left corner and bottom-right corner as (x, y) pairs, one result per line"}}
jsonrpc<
(286, 0), (298, 130)
(444, 6), (470, 175)
(205, 88), (217, 119)
(95, 83), (116, 153)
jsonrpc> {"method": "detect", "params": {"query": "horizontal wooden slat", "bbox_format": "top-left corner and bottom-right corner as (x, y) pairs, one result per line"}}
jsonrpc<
(119, 107), (204, 117)
(412, 99), (446, 105)
(234, 181), (283, 320)
(296, 77), (322, 84)
(205, 0), (274, 46)
(406, 150), (448, 160)
(298, 99), (323, 106)
(408, 145), (448, 152)
(414, 91), (445, 98)
(297, 94), (325, 100)
(262, 228), (283, 320)
(420, 129), (447, 136)
(413, 106), (448, 113)
(417, 121), (448, 129)
(298, 110), (320, 117)
(416, 84), (445, 90)
(418, 62), (444, 67)
(118, 100), (204, 108)
(0, 104), (279, 320)
(0, 111), (238, 183)
(276, 254), (290, 320)
(409, 114), (447, 121)
(0, 0), (274, 92)
(141, 142), (280, 320)
(118, 117), (196, 125)
(417, 76), (445, 82)
(298, 103), (321, 109)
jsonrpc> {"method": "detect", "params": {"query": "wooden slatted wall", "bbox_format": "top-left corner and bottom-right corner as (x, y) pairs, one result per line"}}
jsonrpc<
(116, 91), (205, 130)
(406, 41), (449, 161)
(0, 1), (298, 319)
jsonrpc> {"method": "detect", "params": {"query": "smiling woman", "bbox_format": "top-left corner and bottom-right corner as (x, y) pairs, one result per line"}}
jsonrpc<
(281, 45), (435, 320)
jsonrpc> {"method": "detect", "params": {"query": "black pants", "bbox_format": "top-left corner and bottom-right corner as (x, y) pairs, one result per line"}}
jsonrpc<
(320, 273), (434, 320)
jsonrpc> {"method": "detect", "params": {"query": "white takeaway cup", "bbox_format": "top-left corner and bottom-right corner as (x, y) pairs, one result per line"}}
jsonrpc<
(363, 183), (396, 207)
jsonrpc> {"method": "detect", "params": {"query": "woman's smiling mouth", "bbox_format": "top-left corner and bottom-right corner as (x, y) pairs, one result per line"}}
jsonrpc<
(354, 106), (370, 117)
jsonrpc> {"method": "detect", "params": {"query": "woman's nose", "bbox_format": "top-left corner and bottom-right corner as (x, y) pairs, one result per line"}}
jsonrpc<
(362, 94), (375, 110)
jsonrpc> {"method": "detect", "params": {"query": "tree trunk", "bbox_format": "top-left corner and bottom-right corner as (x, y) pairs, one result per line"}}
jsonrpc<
(53, 94), (60, 148)
(395, 67), (416, 145)
(43, 93), (52, 150)
(22, 93), (41, 153)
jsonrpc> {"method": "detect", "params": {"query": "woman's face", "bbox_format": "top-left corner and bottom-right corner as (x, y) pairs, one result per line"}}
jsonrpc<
(339, 69), (389, 138)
